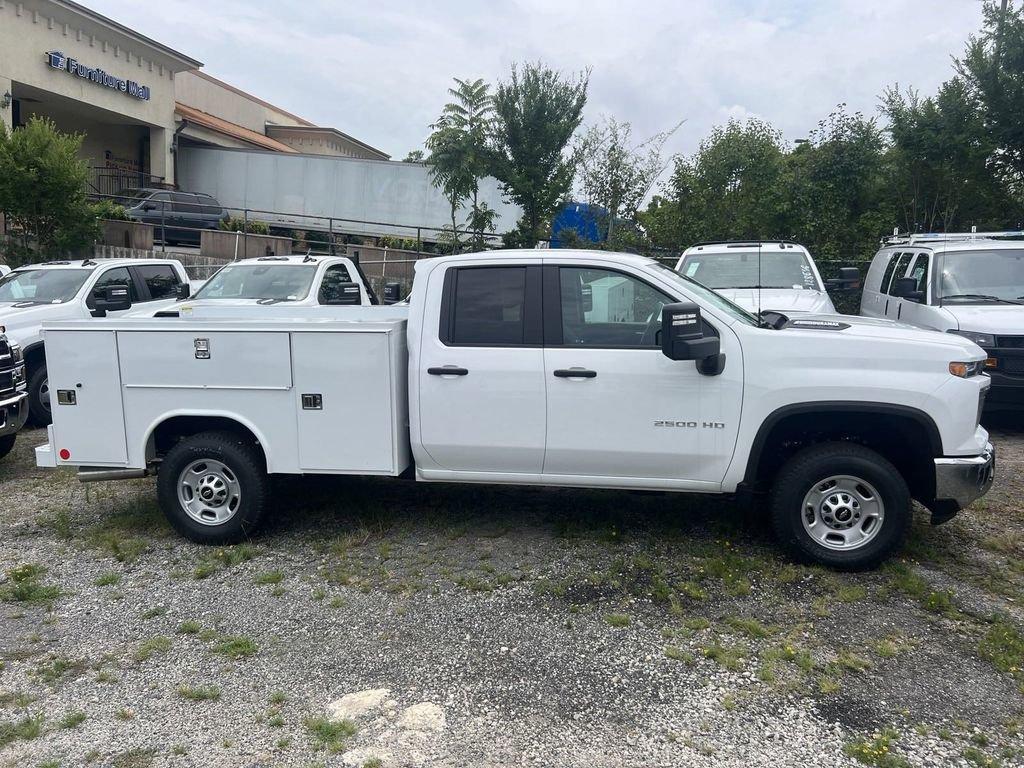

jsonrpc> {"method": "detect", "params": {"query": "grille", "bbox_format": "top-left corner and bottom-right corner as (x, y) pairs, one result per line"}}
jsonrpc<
(997, 336), (1024, 349)
(0, 338), (8, 358)
(0, 370), (14, 397)
(1001, 357), (1024, 375)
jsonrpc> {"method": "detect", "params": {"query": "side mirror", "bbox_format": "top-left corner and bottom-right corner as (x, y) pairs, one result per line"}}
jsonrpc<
(322, 281), (361, 305)
(90, 285), (132, 317)
(892, 277), (925, 303)
(825, 266), (861, 292)
(176, 283), (191, 300)
(383, 282), (402, 305)
(661, 302), (724, 375)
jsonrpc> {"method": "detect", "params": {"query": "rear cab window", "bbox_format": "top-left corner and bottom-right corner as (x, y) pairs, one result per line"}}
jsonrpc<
(441, 266), (542, 346)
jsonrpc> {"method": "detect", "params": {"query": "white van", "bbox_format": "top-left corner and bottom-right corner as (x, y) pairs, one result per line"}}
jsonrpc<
(860, 232), (1024, 410)
(675, 241), (852, 314)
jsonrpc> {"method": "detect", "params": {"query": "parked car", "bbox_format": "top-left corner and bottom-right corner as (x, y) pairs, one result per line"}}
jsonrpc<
(129, 255), (387, 318)
(860, 232), (1024, 411)
(121, 188), (228, 246)
(0, 265), (10, 277)
(0, 334), (28, 461)
(675, 241), (857, 314)
(0, 258), (191, 424)
(36, 249), (994, 570)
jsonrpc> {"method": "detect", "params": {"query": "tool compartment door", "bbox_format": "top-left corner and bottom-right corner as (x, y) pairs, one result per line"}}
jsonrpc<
(292, 331), (397, 473)
(46, 330), (128, 465)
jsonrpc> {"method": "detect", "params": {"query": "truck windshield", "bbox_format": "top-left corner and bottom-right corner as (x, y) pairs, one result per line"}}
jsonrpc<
(646, 262), (760, 326)
(938, 249), (1024, 304)
(678, 251), (820, 290)
(0, 269), (91, 303)
(193, 265), (317, 301)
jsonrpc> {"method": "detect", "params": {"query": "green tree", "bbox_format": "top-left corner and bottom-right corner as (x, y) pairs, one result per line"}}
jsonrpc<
(574, 117), (682, 246)
(402, 150), (426, 163)
(0, 117), (99, 265)
(491, 62), (589, 245)
(882, 79), (1014, 232)
(958, 0), (1024, 201)
(426, 77), (495, 252)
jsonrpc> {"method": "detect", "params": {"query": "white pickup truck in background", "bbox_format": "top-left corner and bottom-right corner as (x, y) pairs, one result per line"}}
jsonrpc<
(0, 258), (193, 424)
(35, 249), (994, 569)
(675, 241), (858, 314)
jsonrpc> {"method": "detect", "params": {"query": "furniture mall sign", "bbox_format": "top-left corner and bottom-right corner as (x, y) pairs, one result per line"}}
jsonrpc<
(45, 51), (150, 101)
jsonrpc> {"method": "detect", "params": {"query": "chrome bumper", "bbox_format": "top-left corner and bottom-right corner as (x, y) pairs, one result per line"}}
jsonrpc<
(934, 442), (995, 511)
(0, 391), (28, 438)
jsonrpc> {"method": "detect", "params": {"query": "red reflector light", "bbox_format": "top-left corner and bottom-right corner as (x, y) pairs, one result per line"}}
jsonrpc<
(58, 449), (70, 461)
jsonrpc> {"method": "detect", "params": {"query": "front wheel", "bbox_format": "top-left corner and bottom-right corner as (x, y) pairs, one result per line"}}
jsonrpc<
(0, 434), (16, 461)
(27, 364), (51, 426)
(770, 442), (911, 570)
(156, 431), (269, 544)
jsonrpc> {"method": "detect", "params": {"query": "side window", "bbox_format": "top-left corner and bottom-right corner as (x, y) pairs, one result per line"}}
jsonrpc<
(318, 264), (354, 304)
(884, 253), (914, 295)
(449, 267), (529, 346)
(89, 267), (135, 306)
(135, 264), (179, 301)
(558, 267), (671, 348)
(879, 252), (903, 294)
(909, 253), (930, 294)
(171, 193), (201, 214)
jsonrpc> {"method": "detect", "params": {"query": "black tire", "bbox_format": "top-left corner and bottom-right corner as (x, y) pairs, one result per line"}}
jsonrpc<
(770, 442), (911, 570)
(0, 434), (15, 461)
(27, 364), (51, 426)
(156, 431), (268, 544)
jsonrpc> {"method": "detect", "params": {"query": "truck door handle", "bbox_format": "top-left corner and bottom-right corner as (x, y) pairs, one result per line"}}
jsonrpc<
(553, 368), (597, 378)
(427, 366), (468, 376)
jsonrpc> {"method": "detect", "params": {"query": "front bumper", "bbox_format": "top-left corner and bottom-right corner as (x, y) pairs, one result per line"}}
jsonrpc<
(930, 442), (995, 522)
(0, 391), (28, 438)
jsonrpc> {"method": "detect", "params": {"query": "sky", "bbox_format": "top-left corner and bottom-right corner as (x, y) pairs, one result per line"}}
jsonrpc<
(89, 0), (985, 164)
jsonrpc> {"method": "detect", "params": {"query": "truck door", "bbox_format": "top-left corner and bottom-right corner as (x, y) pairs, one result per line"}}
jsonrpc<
(883, 252), (914, 321)
(541, 265), (737, 484)
(85, 266), (139, 318)
(898, 253), (936, 328)
(416, 264), (546, 474)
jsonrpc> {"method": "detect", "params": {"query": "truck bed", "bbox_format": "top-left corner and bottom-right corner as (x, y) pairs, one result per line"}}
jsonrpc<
(40, 316), (410, 476)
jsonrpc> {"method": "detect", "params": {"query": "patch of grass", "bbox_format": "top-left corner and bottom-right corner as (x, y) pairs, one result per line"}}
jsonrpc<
(604, 613), (630, 628)
(683, 617), (711, 632)
(268, 714), (285, 728)
(962, 746), (1002, 767)
(87, 530), (148, 564)
(0, 691), (35, 708)
(0, 714), (44, 748)
(194, 544), (258, 579)
(843, 728), (911, 768)
(835, 649), (872, 673)
(59, 711), (86, 729)
(270, 691), (288, 705)
(111, 748), (155, 768)
(141, 606), (168, 620)
(254, 570), (285, 585)
(362, 759), (384, 768)
(818, 674), (842, 694)
(677, 580), (707, 600)
(94, 572), (122, 587)
(702, 642), (745, 671)
(0, 564), (62, 605)
(725, 616), (775, 639)
(213, 636), (258, 659)
(664, 646), (695, 664)
(835, 584), (869, 602)
(32, 655), (84, 684)
(305, 716), (357, 751)
(115, 708), (134, 721)
(873, 633), (913, 659)
(177, 620), (203, 635)
(979, 617), (1024, 680)
(133, 636), (172, 662)
(722, 693), (737, 711)
(178, 685), (221, 701)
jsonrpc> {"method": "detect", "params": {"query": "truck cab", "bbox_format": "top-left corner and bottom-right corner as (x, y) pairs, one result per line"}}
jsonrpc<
(675, 241), (844, 314)
(860, 233), (1024, 411)
(0, 258), (191, 424)
(136, 255), (377, 318)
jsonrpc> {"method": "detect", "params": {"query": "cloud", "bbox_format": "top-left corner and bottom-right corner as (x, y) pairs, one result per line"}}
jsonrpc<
(87, 0), (983, 165)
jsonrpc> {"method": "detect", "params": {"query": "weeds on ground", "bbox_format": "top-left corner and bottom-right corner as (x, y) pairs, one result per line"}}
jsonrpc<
(843, 728), (911, 768)
(194, 544), (258, 579)
(178, 685), (221, 701)
(32, 655), (84, 685)
(0, 564), (62, 605)
(305, 716), (357, 752)
(213, 636), (258, 659)
(58, 711), (86, 729)
(604, 613), (630, 628)
(979, 617), (1024, 681)
(133, 636), (172, 662)
(177, 620), (203, 635)
(0, 714), (43, 747)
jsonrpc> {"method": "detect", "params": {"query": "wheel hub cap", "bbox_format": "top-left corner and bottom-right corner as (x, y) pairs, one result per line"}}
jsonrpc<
(177, 459), (241, 526)
(801, 475), (884, 551)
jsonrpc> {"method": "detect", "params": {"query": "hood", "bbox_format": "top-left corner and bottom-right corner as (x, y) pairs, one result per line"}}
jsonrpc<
(717, 288), (835, 314)
(0, 301), (75, 345)
(941, 304), (1024, 334)
(777, 312), (984, 357)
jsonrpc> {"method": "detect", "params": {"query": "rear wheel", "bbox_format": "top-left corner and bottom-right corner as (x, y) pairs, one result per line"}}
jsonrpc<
(156, 431), (268, 544)
(770, 442), (911, 570)
(0, 434), (16, 461)
(27, 364), (51, 426)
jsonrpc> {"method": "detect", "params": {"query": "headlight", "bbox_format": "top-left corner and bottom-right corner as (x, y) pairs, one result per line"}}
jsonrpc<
(949, 361), (984, 378)
(9, 343), (22, 364)
(948, 329), (996, 347)
(12, 364), (25, 384)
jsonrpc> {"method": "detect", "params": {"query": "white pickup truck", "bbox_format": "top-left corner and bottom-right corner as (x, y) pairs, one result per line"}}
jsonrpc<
(0, 258), (193, 424)
(35, 250), (995, 569)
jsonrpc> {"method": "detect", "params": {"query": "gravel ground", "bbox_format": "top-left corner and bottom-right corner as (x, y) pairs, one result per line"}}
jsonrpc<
(1, 423), (1024, 768)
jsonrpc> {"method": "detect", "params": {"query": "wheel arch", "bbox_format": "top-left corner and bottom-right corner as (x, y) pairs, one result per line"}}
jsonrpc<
(144, 412), (271, 470)
(743, 401), (942, 502)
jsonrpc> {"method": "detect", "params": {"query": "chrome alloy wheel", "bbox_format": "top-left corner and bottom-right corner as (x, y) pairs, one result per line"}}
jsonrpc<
(801, 474), (885, 551)
(177, 459), (242, 526)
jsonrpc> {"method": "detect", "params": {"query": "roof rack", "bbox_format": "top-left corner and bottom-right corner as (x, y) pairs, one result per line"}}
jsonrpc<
(883, 227), (1024, 246)
(688, 240), (806, 250)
